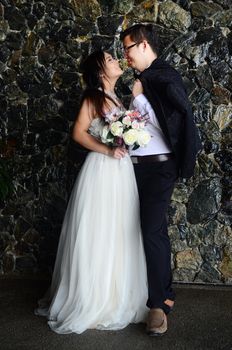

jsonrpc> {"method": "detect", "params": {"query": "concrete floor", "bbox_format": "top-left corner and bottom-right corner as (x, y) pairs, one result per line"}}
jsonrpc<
(0, 279), (232, 350)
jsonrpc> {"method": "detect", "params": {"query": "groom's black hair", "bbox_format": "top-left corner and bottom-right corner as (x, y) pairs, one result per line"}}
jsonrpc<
(120, 24), (159, 56)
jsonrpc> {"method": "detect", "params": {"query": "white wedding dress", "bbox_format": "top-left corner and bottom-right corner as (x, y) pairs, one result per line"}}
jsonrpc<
(35, 107), (148, 334)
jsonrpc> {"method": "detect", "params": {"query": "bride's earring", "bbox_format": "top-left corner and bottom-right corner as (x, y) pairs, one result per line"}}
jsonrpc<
(99, 74), (105, 83)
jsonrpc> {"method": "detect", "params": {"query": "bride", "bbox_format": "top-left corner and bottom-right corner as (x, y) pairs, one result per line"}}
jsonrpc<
(35, 50), (148, 334)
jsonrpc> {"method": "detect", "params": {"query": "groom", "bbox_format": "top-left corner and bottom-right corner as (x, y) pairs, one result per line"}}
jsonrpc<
(120, 24), (201, 336)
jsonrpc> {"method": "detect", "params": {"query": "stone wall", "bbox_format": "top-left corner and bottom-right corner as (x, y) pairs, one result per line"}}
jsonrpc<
(0, 0), (231, 283)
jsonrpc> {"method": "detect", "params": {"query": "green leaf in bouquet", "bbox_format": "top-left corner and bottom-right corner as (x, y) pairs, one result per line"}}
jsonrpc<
(107, 130), (115, 141)
(132, 144), (140, 151)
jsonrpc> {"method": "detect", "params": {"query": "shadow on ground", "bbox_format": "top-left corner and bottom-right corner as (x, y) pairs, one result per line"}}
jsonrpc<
(0, 279), (232, 350)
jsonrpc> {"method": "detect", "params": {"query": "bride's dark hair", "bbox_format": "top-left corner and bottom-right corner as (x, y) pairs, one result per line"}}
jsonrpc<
(80, 50), (109, 118)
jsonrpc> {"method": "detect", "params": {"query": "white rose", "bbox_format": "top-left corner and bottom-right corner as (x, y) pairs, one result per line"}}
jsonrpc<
(137, 130), (151, 147)
(122, 116), (132, 126)
(123, 129), (138, 146)
(110, 121), (123, 136)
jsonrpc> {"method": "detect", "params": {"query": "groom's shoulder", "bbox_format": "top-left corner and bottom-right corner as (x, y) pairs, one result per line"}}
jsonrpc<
(145, 59), (182, 85)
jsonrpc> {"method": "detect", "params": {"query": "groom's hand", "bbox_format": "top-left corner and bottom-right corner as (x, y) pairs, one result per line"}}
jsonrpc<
(132, 79), (143, 97)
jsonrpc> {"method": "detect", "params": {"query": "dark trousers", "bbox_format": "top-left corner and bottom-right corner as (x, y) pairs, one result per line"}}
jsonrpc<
(134, 158), (178, 314)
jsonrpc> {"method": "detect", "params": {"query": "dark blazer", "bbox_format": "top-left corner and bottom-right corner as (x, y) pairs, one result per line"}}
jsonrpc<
(139, 58), (202, 179)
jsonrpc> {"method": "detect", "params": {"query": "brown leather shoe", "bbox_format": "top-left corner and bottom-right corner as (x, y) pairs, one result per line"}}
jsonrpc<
(146, 308), (167, 336)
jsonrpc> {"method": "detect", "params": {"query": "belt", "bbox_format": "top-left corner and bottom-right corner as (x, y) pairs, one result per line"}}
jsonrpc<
(131, 153), (173, 164)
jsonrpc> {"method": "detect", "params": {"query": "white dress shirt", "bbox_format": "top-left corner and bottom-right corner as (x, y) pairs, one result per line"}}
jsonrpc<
(129, 94), (172, 156)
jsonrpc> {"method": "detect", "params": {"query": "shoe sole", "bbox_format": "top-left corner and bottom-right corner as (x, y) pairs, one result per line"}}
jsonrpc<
(147, 330), (167, 337)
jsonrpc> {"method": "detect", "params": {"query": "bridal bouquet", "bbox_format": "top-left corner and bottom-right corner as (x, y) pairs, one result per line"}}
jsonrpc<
(101, 109), (151, 150)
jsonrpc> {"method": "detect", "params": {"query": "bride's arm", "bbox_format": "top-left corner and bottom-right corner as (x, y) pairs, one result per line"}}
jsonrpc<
(72, 99), (126, 159)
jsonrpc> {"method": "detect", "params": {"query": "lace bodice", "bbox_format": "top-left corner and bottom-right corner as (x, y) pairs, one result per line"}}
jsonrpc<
(88, 106), (125, 139)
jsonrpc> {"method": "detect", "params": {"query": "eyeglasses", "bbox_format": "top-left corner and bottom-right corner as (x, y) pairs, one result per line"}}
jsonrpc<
(123, 42), (140, 53)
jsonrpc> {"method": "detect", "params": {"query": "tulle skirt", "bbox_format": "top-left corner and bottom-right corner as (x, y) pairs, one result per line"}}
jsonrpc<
(35, 152), (148, 334)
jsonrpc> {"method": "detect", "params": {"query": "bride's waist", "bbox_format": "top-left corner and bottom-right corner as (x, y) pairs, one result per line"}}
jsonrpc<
(89, 151), (130, 161)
